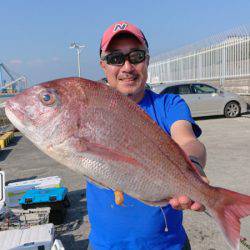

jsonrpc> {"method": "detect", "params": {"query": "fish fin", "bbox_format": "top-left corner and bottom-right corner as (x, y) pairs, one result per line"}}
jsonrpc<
(114, 190), (124, 205)
(209, 187), (250, 250)
(75, 137), (142, 167)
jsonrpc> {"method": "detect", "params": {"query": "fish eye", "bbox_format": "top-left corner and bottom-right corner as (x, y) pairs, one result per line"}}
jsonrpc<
(39, 91), (57, 106)
(43, 94), (51, 102)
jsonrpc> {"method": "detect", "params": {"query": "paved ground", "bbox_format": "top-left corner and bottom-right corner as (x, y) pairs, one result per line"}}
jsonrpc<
(1, 114), (250, 250)
(184, 114), (250, 250)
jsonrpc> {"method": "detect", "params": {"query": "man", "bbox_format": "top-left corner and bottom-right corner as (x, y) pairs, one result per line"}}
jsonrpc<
(87, 21), (207, 250)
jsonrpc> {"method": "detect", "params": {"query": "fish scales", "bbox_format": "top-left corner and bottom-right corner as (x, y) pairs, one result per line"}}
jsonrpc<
(5, 77), (250, 250)
(84, 85), (190, 188)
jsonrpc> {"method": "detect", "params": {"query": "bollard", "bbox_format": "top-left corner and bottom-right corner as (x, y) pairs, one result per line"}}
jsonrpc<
(0, 139), (5, 149)
(0, 131), (14, 149)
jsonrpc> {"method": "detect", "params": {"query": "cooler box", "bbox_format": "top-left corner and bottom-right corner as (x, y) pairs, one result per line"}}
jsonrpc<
(0, 171), (5, 215)
(5, 176), (63, 207)
(0, 223), (54, 250)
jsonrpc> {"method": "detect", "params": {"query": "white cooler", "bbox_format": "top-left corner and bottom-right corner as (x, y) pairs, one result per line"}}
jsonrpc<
(0, 171), (5, 215)
(0, 223), (55, 250)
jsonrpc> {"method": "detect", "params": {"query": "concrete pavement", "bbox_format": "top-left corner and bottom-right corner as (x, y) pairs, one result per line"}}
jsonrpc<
(1, 114), (250, 249)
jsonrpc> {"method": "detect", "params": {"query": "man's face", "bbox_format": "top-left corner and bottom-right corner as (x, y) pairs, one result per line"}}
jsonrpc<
(100, 36), (149, 99)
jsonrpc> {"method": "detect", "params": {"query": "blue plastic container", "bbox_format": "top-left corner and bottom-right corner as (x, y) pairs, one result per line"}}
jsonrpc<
(19, 187), (68, 205)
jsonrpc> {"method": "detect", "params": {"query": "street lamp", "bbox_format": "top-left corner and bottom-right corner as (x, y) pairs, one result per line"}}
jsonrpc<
(69, 42), (85, 77)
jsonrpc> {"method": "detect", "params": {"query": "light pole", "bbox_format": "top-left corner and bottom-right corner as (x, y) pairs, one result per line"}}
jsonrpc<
(69, 42), (85, 77)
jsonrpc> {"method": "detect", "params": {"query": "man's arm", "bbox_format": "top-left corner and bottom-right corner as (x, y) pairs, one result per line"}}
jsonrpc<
(170, 120), (206, 167)
(169, 120), (208, 211)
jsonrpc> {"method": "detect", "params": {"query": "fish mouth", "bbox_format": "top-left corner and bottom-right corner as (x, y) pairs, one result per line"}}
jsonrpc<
(5, 99), (26, 123)
(5, 106), (26, 133)
(5, 105), (44, 147)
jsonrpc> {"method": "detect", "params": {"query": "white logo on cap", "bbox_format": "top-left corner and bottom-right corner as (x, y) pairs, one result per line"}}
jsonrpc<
(114, 23), (127, 32)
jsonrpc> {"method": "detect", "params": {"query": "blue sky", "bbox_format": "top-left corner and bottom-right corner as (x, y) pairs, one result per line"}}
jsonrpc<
(1, 0), (250, 85)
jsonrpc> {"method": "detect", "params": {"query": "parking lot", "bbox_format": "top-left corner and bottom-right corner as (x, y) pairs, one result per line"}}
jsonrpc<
(1, 114), (250, 250)
(184, 114), (250, 250)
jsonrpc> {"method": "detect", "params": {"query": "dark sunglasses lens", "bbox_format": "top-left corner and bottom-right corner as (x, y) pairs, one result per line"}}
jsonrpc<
(105, 50), (146, 65)
(106, 54), (124, 65)
(129, 50), (146, 64)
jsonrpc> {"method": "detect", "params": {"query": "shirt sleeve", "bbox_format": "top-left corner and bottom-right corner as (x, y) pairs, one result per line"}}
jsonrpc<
(163, 94), (202, 138)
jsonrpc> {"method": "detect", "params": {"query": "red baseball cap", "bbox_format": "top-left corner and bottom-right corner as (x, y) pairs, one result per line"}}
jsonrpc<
(100, 21), (148, 55)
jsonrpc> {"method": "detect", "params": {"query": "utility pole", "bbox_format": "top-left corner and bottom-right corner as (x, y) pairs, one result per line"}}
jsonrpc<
(69, 42), (85, 77)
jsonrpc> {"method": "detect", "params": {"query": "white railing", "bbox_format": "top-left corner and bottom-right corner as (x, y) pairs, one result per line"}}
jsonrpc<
(148, 25), (250, 85)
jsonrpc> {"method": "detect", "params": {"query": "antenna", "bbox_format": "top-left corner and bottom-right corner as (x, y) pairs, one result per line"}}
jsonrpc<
(69, 42), (85, 77)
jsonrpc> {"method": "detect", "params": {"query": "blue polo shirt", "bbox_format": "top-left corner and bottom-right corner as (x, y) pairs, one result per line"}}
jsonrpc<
(86, 90), (201, 250)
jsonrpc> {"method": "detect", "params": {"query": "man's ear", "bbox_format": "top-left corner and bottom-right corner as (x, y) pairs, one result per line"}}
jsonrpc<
(146, 55), (150, 66)
(100, 60), (106, 70)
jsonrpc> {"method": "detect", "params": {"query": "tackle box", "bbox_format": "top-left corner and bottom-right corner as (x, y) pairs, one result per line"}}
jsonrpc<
(6, 176), (63, 207)
(19, 187), (70, 225)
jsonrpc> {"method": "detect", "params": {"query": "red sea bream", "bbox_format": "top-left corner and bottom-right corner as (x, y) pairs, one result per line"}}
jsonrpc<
(5, 77), (250, 250)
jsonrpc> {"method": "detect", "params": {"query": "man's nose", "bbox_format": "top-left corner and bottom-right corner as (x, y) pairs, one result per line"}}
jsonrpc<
(121, 59), (134, 72)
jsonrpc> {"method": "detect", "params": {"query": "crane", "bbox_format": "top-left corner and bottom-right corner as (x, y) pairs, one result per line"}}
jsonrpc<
(0, 63), (28, 95)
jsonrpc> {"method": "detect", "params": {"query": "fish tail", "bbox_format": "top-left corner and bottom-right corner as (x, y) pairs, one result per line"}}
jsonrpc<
(208, 187), (250, 250)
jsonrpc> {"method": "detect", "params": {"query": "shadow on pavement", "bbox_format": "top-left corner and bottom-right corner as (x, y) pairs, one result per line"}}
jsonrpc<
(75, 239), (89, 250)
(0, 148), (12, 161)
(9, 135), (22, 146)
(194, 115), (224, 121)
(58, 234), (89, 250)
(194, 110), (250, 121)
(0, 135), (22, 162)
(56, 189), (88, 250)
(240, 110), (250, 118)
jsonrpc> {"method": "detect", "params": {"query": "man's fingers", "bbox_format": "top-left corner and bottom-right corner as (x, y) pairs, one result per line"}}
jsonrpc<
(169, 196), (206, 211)
(178, 196), (192, 210)
(169, 198), (179, 209)
(190, 202), (206, 212)
(169, 196), (193, 210)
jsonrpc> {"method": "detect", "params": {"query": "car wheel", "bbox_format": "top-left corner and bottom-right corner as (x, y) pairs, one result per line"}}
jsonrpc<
(224, 101), (241, 118)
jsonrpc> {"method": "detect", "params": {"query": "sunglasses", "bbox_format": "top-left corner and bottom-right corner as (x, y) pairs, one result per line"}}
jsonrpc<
(101, 49), (148, 66)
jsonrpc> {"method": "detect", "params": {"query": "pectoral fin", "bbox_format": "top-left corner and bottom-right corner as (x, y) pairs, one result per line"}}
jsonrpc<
(73, 137), (142, 168)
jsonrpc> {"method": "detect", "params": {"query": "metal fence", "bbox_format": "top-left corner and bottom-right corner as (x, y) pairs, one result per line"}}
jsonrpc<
(148, 25), (250, 85)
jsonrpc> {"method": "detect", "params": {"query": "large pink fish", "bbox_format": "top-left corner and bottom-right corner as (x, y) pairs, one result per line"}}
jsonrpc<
(5, 77), (250, 249)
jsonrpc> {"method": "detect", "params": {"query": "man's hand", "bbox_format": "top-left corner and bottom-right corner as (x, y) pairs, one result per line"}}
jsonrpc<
(169, 196), (205, 212)
(169, 176), (209, 212)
